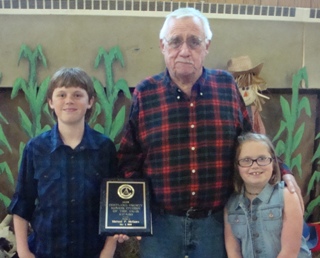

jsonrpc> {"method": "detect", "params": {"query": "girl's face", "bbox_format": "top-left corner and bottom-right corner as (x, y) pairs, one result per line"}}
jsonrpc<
(48, 86), (93, 126)
(238, 140), (273, 191)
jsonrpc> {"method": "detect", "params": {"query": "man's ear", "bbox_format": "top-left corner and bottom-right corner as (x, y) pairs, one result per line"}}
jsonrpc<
(160, 39), (165, 54)
(205, 40), (211, 53)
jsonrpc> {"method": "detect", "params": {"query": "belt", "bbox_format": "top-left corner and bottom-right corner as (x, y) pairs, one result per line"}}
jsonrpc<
(156, 207), (214, 219)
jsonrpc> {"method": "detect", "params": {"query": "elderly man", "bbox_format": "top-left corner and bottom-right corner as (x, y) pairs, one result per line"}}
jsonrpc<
(117, 7), (300, 258)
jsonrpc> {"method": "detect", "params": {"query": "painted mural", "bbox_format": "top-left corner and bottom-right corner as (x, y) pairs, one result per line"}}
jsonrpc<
(0, 45), (320, 258)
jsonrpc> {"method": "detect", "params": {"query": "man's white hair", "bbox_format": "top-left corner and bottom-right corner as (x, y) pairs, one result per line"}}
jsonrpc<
(159, 7), (213, 41)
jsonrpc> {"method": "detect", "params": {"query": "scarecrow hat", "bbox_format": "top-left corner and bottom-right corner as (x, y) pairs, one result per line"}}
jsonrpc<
(303, 222), (320, 252)
(227, 55), (264, 76)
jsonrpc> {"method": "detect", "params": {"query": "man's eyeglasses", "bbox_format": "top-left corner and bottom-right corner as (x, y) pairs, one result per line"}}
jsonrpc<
(237, 156), (273, 167)
(163, 36), (205, 50)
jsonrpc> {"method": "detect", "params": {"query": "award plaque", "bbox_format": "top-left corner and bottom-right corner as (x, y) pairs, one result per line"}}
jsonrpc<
(99, 178), (152, 236)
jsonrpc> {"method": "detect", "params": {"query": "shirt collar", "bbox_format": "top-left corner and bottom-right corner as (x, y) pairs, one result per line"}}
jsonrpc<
(49, 123), (101, 152)
(163, 67), (207, 97)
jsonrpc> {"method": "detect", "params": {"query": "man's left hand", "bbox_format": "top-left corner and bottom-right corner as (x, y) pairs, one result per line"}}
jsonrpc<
(282, 174), (304, 213)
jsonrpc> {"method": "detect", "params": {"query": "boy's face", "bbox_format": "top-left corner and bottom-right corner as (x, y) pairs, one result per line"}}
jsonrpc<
(48, 86), (93, 126)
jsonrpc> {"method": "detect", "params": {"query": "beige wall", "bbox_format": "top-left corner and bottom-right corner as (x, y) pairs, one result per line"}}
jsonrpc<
(0, 11), (319, 88)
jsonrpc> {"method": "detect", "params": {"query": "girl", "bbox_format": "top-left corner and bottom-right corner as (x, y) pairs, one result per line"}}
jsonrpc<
(224, 132), (311, 258)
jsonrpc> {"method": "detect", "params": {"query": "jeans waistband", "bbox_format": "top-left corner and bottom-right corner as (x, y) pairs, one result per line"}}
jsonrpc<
(155, 207), (221, 219)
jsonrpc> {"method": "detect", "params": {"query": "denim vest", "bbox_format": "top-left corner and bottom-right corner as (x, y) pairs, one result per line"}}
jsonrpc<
(226, 182), (311, 258)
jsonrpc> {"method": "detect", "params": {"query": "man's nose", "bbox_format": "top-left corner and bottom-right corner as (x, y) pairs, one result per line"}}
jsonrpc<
(179, 41), (191, 54)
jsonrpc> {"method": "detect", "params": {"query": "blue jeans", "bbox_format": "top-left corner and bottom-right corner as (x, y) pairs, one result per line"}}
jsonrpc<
(139, 210), (227, 258)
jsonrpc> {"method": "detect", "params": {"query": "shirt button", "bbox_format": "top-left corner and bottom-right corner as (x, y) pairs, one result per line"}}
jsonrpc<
(253, 232), (259, 238)
(191, 169), (196, 173)
(190, 124), (195, 128)
(200, 92), (203, 96)
(191, 147), (195, 151)
(177, 96), (180, 99)
(252, 215), (257, 221)
(191, 192), (196, 195)
(190, 103), (194, 107)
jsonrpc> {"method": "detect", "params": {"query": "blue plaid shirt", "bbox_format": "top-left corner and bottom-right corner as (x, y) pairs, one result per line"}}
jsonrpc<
(8, 124), (117, 258)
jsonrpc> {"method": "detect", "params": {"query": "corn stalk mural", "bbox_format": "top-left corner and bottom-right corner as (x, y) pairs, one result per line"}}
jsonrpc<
(305, 133), (320, 220)
(0, 72), (14, 208)
(272, 67), (320, 220)
(11, 44), (52, 139)
(0, 112), (14, 209)
(273, 67), (311, 176)
(90, 46), (132, 147)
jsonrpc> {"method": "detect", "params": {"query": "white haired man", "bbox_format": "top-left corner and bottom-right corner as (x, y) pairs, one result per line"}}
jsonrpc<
(117, 8), (301, 258)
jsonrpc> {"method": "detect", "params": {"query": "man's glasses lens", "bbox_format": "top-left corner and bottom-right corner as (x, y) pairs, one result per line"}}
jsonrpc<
(238, 157), (273, 167)
(165, 36), (203, 49)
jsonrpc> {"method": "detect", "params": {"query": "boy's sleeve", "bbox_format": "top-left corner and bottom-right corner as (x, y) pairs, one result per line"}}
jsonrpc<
(7, 142), (38, 221)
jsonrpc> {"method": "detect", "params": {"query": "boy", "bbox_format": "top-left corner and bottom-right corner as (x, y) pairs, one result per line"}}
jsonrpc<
(8, 67), (117, 258)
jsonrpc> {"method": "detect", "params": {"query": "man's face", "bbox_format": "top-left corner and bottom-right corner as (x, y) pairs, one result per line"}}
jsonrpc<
(160, 16), (210, 83)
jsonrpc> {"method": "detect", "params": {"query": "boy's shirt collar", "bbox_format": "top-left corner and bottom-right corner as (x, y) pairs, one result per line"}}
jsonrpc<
(49, 123), (102, 152)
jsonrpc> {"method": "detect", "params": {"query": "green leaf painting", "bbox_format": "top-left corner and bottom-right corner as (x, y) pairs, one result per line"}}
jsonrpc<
(272, 67), (320, 220)
(91, 46), (132, 144)
(0, 112), (13, 208)
(273, 67), (310, 177)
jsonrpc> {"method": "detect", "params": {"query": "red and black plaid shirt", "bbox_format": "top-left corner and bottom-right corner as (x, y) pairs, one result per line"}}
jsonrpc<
(118, 68), (253, 212)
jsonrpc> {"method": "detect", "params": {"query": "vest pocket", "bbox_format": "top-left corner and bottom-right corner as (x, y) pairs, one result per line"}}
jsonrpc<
(261, 208), (282, 231)
(228, 214), (247, 238)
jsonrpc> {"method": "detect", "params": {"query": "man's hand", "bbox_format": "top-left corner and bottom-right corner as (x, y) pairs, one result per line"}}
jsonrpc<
(282, 174), (304, 212)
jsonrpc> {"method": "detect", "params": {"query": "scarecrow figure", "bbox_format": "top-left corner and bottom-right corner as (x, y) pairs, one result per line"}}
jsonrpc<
(227, 55), (269, 134)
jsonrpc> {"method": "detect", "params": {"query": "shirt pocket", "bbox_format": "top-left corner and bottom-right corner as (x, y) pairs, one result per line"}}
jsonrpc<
(228, 214), (247, 239)
(261, 207), (282, 232)
(34, 162), (61, 206)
